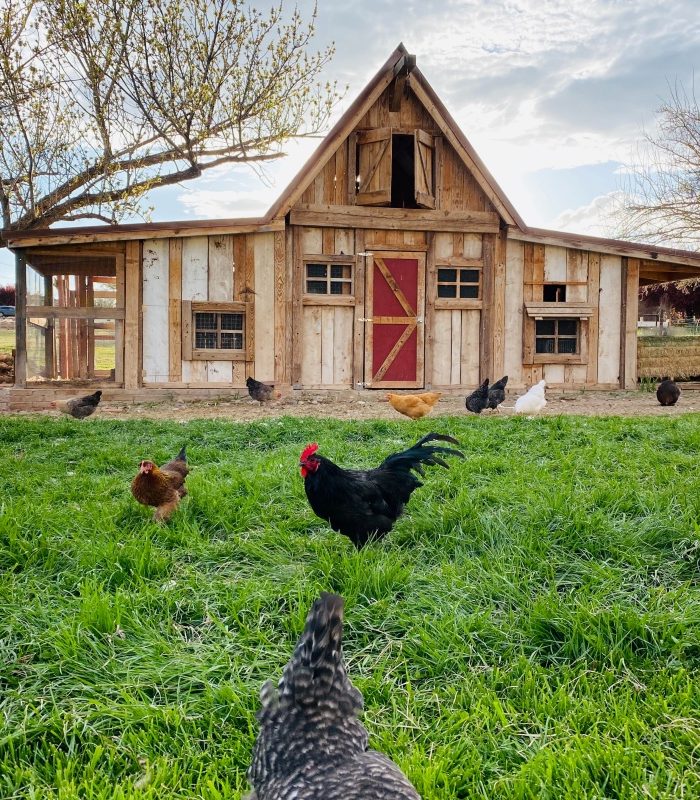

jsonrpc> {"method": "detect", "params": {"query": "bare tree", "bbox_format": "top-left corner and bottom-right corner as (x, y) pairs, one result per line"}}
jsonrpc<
(617, 80), (700, 248)
(0, 0), (338, 235)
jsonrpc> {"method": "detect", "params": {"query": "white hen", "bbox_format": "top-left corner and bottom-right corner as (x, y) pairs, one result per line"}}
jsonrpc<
(514, 379), (547, 414)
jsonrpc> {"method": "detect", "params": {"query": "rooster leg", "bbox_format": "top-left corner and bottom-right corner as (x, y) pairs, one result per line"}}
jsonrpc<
(153, 496), (180, 523)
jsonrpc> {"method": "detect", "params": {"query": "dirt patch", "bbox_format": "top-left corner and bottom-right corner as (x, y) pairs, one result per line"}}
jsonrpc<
(17, 387), (699, 421)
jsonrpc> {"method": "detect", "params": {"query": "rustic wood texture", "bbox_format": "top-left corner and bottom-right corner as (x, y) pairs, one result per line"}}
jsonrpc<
(623, 257), (640, 389)
(124, 241), (141, 388)
(504, 239), (524, 386)
(586, 252), (601, 385)
(597, 254), (623, 385)
(290, 205), (499, 232)
(254, 233), (276, 382)
(142, 239), (169, 383)
(206, 235), (234, 383)
(168, 239), (182, 382)
(181, 236), (209, 383)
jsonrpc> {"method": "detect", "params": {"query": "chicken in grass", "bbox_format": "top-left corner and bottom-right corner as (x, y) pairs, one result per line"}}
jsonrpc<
(56, 389), (102, 419)
(487, 375), (508, 411)
(657, 379), (681, 406)
(299, 433), (464, 548)
(131, 446), (189, 522)
(246, 376), (280, 405)
(247, 593), (421, 800)
(514, 379), (547, 415)
(465, 379), (490, 414)
(386, 391), (442, 420)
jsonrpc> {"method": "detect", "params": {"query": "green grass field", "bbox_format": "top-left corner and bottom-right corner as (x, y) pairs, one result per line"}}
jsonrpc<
(1, 414), (700, 799)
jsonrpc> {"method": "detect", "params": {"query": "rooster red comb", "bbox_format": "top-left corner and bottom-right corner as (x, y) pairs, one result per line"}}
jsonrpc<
(300, 442), (319, 460)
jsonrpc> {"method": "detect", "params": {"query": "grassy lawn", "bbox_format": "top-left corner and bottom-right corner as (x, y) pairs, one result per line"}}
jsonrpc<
(1, 414), (700, 799)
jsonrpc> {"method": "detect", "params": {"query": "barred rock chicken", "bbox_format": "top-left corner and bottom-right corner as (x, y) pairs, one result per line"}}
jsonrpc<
(386, 391), (442, 420)
(247, 376), (280, 404)
(656, 379), (681, 406)
(487, 375), (508, 410)
(514, 379), (547, 414)
(247, 593), (421, 800)
(465, 379), (490, 414)
(131, 446), (189, 522)
(299, 433), (464, 548)
(57, 389), (102, 419)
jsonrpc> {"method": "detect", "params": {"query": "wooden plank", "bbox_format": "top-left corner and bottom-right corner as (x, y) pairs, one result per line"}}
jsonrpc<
(346, 133), (357, 206)
(623, 257), (640, 389)
(26, 306), (126, 319)
(566, 250), (588, 302)
(301, 226), (323, 255)
(167, 239), (182, 382)
(322, 227), (335, 254)
(479, 233), (496, 382)
(352, 231), (366, 389)
(503, 239), (524, 385)
(301, 306), (323, 385)
(586, 252), (600, 385)
(181, 237), (208, 383)
(544, 364), (566, 384)
(273, 230), (286, 385)
(244, 236), (255, 379)
(253, 233), (276, 381)
(432, 310), (452, 386)
(292, 228), (304, 386)
(142, 239), (169, 383)
(461, 309), (480, 386)
(123, 241), (141, 388)
(321, 306), (335, 384)
(450, 308), (461, 384)
(333, 306), (354, 386)
(334, 228), (354, 256)
(463, 234), (482, 259)
(207, 233), (234, 392)
(544, 245), (567, 282)
(492, 227), (507, 379)
(597, 255), (622, 384)
(290, 204), (500, 232)
(14, 251), (27, 386)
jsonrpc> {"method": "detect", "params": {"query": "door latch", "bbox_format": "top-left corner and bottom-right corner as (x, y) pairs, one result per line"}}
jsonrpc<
(358, 317), (373, 322)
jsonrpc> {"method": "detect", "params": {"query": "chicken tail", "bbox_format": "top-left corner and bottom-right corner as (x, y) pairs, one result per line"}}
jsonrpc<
(175, 446), (187, 462)
(274, 593), (361, 712)
(381, 432), (464, 476)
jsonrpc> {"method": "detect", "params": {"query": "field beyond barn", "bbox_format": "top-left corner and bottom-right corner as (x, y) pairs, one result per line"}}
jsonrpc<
(1, 414), (700, 799)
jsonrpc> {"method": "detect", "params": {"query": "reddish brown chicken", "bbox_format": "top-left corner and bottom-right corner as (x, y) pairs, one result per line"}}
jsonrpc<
(131, 446), (189, 522)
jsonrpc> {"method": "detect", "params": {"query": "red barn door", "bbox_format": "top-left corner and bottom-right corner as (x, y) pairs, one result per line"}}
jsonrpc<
(365, 253), (425, 388)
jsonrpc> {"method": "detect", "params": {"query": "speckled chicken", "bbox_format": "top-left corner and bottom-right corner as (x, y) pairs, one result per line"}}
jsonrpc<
(465, 379), (490, 413)
(656, 379), (680, 406)
(130, 446), (189, 522)
(247, 593), (421, 800)
(247, 376), (278, 404)
(57, 389), (102, 419)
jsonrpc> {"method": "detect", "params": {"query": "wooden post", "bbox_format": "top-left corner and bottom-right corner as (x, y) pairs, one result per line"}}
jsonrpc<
(479, 233), (496, 382)
(43, 275), (55, 379)
(124, 240), (141, 388)
(622, 257), (640, 389)
(492, 227), (507, 379)
(168, 239), (183, 382)
(14, 250), (27, 387)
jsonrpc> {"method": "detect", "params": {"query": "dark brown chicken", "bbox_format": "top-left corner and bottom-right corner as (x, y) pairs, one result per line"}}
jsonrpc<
(247, 376), (279, 404)
(131, 446), (189, 522)
(656, 379), (681, 406)
(247, 593), (421, 800)
(300, 433), (463, 548)
(57, 390), (102, 419)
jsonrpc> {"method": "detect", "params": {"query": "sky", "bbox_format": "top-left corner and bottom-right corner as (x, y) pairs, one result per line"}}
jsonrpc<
(3, 0), (700, 285)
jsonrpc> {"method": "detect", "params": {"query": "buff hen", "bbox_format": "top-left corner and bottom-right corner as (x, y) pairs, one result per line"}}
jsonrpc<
(386, 391), (442, 420)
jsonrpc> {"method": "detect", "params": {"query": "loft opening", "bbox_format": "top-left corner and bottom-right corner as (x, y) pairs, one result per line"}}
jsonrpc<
(543, 283), (567, 302)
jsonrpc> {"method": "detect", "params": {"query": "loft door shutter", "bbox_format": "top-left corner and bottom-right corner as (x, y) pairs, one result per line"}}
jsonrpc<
(356, 128), (392, 206)
(414, 129), (435, 209)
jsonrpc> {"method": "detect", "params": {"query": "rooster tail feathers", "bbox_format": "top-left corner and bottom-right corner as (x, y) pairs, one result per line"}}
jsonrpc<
(414, 432), (460, 448)
(176, 446), (187, 462)
(381, 432), (464, 473)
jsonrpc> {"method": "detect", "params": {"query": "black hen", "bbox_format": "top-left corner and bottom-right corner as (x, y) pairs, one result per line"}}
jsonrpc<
(465, 379), (489, 413)
(487, 375), (508, 410)
(60, 390), (102, 419)
(247, 376), (275, 404)
(657, 379), (681, 406)
(299, 433), (464, 548)
(247, 593), (420, 800)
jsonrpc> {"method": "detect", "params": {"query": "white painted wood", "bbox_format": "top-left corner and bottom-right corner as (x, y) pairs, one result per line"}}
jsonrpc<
(333, 306), (354, 385)
(181, 237), (209, 382)
(301, 227), (323, 254)
(206, 234), (234, 383)
(462, 233), (482, 259)
(434, 233), (453, 260)
(450, 309), (461, 384)
(142, 239), (169, 383)
(321, 306), (335, 384)
(544, 245), (567, 282)
(254, 233), (276, 381)
(334, 229), (354, 255)
(504, 240), (524, 384)
(432, 309), (452, 385)
(544, 364), (565, 384)
(598, 255), (622, 384)
(301, 306), (322, 385)
(460, 309), (480, 386)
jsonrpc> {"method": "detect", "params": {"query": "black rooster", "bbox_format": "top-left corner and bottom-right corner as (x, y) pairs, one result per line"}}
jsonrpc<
(465, 379), (490, 413)
(657, 379), (681, 406)
(299, 433), (464, 548)
(487, 375), (508, 410)
(247, 593), (420, 800)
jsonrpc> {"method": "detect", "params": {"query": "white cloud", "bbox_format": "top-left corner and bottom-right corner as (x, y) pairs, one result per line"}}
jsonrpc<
(551, 191), (623, 237)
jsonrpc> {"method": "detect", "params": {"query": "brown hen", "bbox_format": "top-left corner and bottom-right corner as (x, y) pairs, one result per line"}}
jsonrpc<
(131, 446), (189, 522)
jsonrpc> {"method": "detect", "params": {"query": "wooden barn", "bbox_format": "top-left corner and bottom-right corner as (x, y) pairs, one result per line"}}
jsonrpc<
(5, 44), (700, 408)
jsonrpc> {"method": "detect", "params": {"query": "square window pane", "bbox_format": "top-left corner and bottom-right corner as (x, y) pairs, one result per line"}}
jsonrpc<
(558, 319), (578, 336)
(536, 320), (555, 335)
(438, 268), (457, 282)
(558, 338), (578, 354)
(330, 281), (351, 295)
(221, 313), (243, 331)
(460, 269), (480, 283)
(221, 332), (243, 350)
(196, 331), (217, 349)
(459, 285), (479, 298)
(536, 338), (555, 353)
(195, 312), (216, 330)
(438, 284), (457, 298)
(331, 264), (351, 279)
(307, 280), (328, 294)
(306, 263), (327, 278)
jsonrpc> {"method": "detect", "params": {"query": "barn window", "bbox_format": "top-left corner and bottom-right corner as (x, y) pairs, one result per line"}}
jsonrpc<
(437, 267), (481, 299)
(355, 128), (435, 209)
(535, 318), (579, 354)
(182, 301), (247, 361)
(304, 260), (353, 296)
